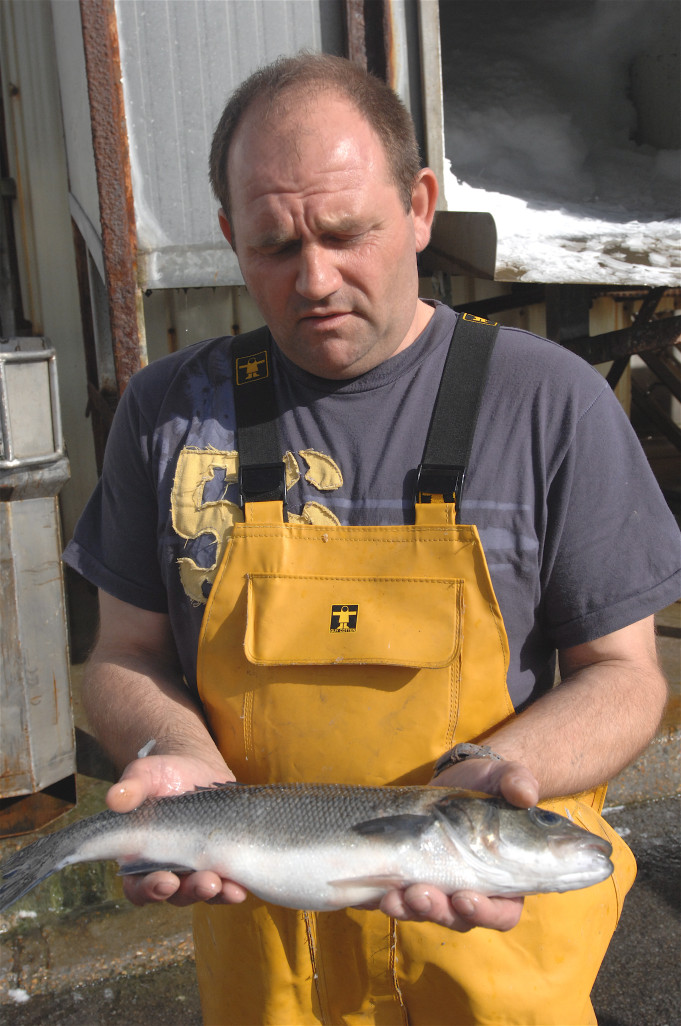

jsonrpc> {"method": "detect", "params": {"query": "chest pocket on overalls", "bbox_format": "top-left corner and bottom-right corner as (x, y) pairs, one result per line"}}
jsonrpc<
(244, 572), (463, 668)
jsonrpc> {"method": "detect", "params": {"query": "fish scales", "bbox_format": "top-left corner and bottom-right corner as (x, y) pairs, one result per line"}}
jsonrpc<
(0, 782), (614, 914)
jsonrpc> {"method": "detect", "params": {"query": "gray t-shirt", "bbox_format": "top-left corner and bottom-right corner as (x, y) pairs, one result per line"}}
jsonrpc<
(63, 302), (680, 708)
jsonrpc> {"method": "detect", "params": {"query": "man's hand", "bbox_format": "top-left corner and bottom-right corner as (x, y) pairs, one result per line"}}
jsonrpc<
(378, 756), (539, 932)
(106, 754), (249, 908)
(85, 594), (250, 908)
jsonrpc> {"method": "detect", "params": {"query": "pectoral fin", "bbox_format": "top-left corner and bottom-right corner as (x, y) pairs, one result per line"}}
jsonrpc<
(351, 813), (432, 838)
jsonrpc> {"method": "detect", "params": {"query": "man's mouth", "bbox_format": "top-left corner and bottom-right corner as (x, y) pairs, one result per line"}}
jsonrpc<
(300, 310), (349, 321)
(297, 310), (354, 332)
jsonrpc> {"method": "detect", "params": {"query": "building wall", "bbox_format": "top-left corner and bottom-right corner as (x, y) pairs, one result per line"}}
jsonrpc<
(0, 0), (98, 542)
(115, 0), (345, 290)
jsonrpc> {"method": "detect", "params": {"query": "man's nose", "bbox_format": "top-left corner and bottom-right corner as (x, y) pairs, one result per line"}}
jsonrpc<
(295, 243), (342, 300)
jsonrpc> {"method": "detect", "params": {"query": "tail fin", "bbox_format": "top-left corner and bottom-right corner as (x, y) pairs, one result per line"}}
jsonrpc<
(0, 831), (76, 912)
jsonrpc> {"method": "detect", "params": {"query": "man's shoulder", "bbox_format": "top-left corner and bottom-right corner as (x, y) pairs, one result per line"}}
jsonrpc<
(425, 303), (608, 412)
(132, 335), (233, 388)
(120, 336), (241, 426)
(490, 320), (608, 406)
(434, 304), (603, 384)
(493, 320), (589, 369)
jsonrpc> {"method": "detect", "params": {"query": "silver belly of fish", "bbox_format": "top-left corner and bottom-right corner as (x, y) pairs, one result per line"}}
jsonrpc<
(0, 783), (614, 914)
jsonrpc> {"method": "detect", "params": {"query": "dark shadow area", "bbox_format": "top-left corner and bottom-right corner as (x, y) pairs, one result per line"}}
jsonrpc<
(439, 0), (681, 221)
(3, 961), (202, 1026)
(592, 796), (681, 1025)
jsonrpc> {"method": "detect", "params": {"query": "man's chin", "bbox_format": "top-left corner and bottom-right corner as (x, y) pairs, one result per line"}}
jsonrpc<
(277, 332), (375, 380)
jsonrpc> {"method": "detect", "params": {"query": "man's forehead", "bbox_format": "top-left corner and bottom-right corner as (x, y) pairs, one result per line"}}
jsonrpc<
(230, 101), (389, 207)
(232, 87), (376, 165)
(245, 84), (358, 131)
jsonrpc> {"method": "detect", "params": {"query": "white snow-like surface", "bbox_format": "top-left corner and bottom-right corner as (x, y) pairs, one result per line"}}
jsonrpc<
(8, 988), (30, 1004)
(439, 0), (680, 284)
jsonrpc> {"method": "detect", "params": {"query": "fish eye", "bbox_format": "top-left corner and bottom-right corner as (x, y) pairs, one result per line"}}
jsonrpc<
(530, 808), (564, 827)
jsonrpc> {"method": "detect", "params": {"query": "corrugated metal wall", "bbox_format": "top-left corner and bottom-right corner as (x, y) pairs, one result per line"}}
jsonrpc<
(115, 0), (345, 289)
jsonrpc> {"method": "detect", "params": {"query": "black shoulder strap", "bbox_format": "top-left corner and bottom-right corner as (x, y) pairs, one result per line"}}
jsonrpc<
(416, 313), (498, 521)
(231, 314), (498, 519)
(231, 326), (287, 508)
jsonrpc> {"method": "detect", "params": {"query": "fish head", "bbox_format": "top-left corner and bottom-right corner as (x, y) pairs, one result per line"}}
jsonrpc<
(432, 793), (614, 895)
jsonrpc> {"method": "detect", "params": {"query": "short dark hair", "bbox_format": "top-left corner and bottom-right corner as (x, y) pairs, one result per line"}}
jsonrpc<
(209, 52), (422, 219)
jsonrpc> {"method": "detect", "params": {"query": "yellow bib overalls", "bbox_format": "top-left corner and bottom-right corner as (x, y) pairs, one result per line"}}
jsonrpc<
(193, 319), (635, 1025)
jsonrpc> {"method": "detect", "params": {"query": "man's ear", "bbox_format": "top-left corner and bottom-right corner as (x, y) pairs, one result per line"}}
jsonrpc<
(218, 208), (235, 249)
(410, 168), (439, 254)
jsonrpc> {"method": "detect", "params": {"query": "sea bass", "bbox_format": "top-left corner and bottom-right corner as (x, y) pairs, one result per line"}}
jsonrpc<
(0, 783), (613, 913)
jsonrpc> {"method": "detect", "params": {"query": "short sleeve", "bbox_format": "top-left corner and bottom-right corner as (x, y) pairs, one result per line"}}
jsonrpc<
(63, 379), (169, 613)
(540, 382), (680, 648)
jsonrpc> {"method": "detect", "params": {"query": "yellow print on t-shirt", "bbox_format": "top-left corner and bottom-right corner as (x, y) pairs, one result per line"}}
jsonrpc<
(171, 446), (342, 604)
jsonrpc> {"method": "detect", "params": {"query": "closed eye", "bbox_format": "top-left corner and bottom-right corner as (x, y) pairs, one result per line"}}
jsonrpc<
(254, 239), (301, 257)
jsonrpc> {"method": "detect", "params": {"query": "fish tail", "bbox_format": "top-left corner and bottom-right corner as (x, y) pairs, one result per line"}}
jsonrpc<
(0, 826), (84, 912)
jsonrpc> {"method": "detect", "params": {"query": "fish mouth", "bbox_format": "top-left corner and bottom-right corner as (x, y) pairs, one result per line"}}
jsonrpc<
(584, 836), (613, 857)
(549, 833), (613, 860)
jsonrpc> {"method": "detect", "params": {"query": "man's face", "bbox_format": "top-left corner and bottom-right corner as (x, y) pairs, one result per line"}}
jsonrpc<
(220, 92), (437, 379)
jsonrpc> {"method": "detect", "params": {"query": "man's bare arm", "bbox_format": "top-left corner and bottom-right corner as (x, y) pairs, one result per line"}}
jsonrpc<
(84, 591), (226, 775)
(483, 614), (667, 800)
(84, 590), (246, 906)
(381, 615), (668, 931)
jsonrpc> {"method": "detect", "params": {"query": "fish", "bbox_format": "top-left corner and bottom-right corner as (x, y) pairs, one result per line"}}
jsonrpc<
(0, 782), (613, 913)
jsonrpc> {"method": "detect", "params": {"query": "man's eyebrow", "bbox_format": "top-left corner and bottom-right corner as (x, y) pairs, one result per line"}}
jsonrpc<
(251, 215), (371, 250)
(252, 229), (295, 248)
(315, 214), (366, 234)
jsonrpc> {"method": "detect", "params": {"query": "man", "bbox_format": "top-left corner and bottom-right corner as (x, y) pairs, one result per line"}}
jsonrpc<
(64, 54), (679, 1024)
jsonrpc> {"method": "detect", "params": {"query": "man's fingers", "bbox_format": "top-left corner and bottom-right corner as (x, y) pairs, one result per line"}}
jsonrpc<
(495, 764), (539, 809)
(105, 754), (230, 814)
(380, 884), (524, 933)
(106, 775), (148, 813)
(449, 891), (524, 931)
(380, 885), (476, 931)
(105, 756), (166, 812)
(122, 870), (180, 906)
(121, 870), (249, 908)
(430, 757), (540, 810)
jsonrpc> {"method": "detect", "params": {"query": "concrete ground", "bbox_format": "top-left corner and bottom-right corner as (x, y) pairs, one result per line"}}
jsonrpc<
(1, 601), (679, 1026)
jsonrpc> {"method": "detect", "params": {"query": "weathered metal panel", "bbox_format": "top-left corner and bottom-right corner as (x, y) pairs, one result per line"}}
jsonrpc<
(49, 0), (102, 273)
(0, 338), (75, 819)
(114, 0), (345, 290)
(0, 492), (75, 799)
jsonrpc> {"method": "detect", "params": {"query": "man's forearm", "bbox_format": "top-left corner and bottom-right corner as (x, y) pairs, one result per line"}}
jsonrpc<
(484, 619), (667, 799)
(83, 591), (228, 779)
(84, 594), (238, 907)
(82, 648), (226, 777)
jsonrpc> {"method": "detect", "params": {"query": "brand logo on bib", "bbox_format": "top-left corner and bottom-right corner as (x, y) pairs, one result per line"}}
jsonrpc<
(330, 605), (358, 632)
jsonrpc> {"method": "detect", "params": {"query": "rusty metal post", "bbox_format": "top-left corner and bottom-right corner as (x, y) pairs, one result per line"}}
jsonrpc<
(344, 0), (392, 81)
(345, 0), (368, 67)
(79, 0), (141, 397)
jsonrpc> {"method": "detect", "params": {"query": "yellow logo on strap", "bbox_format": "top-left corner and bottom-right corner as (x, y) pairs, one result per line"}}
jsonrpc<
(461, 312), (498, 326)
(235, 351), (269, 384)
